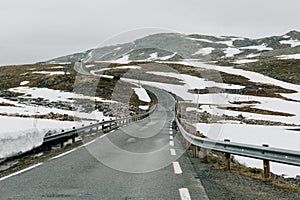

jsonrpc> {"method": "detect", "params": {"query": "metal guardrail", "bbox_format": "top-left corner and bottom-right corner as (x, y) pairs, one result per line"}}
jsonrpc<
(176, 118), (300, 167)
(43, 105), (157, 144)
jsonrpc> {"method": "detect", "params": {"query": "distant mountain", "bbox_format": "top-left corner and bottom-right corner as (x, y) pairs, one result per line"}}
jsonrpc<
(45, 30), (300, 64)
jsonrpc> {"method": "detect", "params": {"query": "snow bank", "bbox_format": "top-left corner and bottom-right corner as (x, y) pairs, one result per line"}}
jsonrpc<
(0, 116), (79, 159)
(0, 128), (44, 159)
(194, 123), (300, 177)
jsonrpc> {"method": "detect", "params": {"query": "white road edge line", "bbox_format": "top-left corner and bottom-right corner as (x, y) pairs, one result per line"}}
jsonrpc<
(51, 134), (107, 161)
(0, 163), (43, 181)
(170, 148), (176, 156)
(50, 148), (78, 160)
(173, 161), (183, 174)
(169, 141), (174, 146)
(179, 188), (191, 200)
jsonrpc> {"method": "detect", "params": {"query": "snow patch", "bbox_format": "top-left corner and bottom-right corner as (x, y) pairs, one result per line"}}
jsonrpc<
(50, 66), (65, 69)
(193, 48), (214, 56)
(280, 39), (300, 47)
(240, 44), (273, 51)
(9, 87), (112, 103)
(133, 87), (151, 103)
(276, 54), (300, 60)
(115, 55), (130, 64)
(32, 71), (69, 75)
(139, 105), (149, 110)
(20, 81), (30, 86)
(86, 64), (95, 68)
(224, 48), (242, 57)
(233, 59), (258, 64)
(186, 37), (213, 43)
(148, 52), (158, 60)
(159, 52), (177, 60)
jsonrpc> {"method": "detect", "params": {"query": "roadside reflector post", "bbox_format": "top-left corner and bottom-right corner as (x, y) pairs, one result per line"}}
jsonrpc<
(262, 144), (270, 178)
(224, 139), (231, 170)
(102, 119), (105, 130)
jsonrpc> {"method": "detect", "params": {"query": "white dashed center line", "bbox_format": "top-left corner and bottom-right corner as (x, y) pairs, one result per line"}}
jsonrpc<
(170, 148), (176, 156)
(179, 188), (191, 200)
(169, 131), (173, 135)
(173, 161), (183, 174)
(170, 136), (173, 140)
(169, 141), (174, 146)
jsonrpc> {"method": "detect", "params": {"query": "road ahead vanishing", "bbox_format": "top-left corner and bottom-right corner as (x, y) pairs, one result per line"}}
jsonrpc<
(0, 87), (208, 199)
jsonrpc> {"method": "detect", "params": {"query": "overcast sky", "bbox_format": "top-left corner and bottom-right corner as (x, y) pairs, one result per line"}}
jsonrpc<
(0, 0), (299, 65)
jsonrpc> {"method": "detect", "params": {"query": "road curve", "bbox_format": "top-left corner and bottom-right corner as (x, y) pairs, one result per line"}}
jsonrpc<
(0, 86), (208, 199)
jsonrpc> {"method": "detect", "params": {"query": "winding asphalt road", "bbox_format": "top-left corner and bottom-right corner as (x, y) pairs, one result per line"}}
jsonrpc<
(0, 87), (208, 199)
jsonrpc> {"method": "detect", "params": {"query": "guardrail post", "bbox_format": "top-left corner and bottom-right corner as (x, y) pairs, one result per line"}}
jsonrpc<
(60, 141), (64, 148)
(102, 119), (105, 130)
(224, 139), (231, 170)
(262, 144), (270, 178)
(89, 123), (93, 134)
(192, 145), (198, 158)
(202, 148), (208, 163)
(109, 118), (113, 130)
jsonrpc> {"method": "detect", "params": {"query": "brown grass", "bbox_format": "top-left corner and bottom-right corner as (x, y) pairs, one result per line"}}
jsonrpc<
(218, 106), (295, 117)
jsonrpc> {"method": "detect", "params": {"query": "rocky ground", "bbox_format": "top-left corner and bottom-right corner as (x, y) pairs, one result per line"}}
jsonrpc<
(188, 152), (300, 200)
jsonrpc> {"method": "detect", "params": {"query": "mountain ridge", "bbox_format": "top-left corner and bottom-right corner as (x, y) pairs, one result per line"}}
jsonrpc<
(45, 30), (300, 64)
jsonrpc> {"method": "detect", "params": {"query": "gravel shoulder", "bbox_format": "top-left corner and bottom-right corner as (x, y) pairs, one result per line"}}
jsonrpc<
(187, 153), (300, 200)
